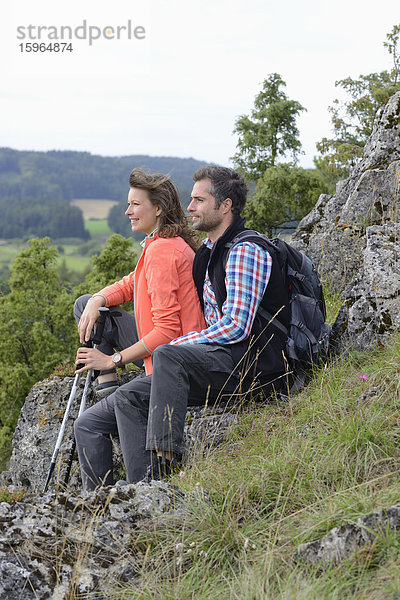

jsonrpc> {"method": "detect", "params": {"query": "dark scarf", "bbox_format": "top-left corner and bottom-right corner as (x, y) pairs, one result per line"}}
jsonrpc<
(192, 216), (246, 310)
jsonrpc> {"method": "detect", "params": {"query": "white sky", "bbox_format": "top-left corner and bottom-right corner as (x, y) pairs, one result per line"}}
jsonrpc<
(0, 0), (398, 169)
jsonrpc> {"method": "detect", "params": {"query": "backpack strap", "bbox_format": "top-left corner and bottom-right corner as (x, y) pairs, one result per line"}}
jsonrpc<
(225, 231), (289, 335)
(257, 306), (288, 335)
(287, 265), (306, 282)
(286, 369), (306, 396)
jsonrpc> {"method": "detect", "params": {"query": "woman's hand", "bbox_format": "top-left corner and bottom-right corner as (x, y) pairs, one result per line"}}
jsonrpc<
(78, 296), (105, 343)
(75, 347), (114, 374)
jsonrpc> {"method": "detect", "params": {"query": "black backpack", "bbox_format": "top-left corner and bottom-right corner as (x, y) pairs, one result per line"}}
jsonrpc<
(226, 231), (331, 393)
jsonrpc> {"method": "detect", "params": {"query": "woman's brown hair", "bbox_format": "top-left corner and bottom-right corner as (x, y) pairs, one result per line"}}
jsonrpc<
(129, 168), (199, 251)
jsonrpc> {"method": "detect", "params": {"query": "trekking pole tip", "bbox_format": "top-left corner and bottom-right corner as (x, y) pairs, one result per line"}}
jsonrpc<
(43, 461), (56, 493)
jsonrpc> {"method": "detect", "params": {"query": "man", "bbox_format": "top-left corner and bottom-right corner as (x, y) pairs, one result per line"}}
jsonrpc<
(74, 165), (289, 487)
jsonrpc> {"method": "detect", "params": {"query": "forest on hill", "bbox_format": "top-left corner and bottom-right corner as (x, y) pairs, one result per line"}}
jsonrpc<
(0, 147), (207, 239)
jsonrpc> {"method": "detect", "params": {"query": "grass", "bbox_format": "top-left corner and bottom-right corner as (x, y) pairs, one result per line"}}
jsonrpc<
(0, 228), (111, 283)
(84, 218), (112, 236)
(0, 487), (24, 503)
(104, 314), (400, 598)
(56, 254), (92, 274)
(0, 242), (22, 265)
(0, 240), (93, 279)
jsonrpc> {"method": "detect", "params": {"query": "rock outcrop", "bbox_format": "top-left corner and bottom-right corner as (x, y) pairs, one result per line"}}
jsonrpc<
(292, 92), (400, 352)
(292, 92), (400, 296)
(3, 375), (239, 492)
(296, 504), (400, 565)
(0, 481), (202, 599)
(0, 372), (235, 597)
(291, 93), (400, 565)
(331, 223), (400, 352)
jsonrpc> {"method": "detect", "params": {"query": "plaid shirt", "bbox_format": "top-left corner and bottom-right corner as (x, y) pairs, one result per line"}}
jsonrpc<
(170, 240), (272, 346)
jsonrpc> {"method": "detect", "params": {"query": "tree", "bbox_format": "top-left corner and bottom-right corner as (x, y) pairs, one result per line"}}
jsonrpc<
(73, 233), (139, 316)
(315, 24), (400, 185)
(244, 165), (328, 237)
(0, 197), (90, 240)
(0, 234), (140, 468)
(0, 238), (77, 468)
(231, 74), (324, 233)
(232, 73), (306, 180)
(107, 203), (133, 238)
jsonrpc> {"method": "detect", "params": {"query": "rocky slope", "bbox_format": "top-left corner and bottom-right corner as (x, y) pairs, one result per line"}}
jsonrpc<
(1, 92), (400, 598)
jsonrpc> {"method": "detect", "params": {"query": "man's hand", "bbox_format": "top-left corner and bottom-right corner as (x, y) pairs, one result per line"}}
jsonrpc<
(78, 295), (105, 343)
(75, 347), (114, 374)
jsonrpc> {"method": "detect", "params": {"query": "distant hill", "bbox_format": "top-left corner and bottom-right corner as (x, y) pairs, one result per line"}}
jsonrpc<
(0, 148), (208, 239)
(0, 147), (207, 202)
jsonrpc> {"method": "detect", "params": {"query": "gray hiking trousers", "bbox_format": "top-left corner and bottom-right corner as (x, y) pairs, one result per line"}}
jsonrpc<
(73, 294), (143, 374)
(73, 342), (239, 489)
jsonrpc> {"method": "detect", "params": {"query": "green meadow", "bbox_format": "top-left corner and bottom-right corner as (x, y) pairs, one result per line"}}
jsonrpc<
(0, 199), (121, 282)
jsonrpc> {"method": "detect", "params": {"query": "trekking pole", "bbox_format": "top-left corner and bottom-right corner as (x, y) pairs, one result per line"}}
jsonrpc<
(63, 307), (110, 486)
(43, 307), (109, 492)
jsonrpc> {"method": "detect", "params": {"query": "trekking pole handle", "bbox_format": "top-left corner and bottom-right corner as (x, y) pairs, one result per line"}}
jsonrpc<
(75, 339), (93, 372)
(92, 306), (109, 346)
(75, 307), (110, 371)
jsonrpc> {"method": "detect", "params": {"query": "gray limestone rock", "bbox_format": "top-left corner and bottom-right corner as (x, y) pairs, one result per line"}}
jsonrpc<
(353, 92), (400, 174)
(0, 551), (53, 600)
(5, 375), (122, 492)
(0, 373), (237, 596)
(291, 91), (400, 354)
(292, 92), (400, 294)
(5, 376), (239, 493)
(183, 404), (239, 463)
(296, 504), (400, 565)
(0, 481), (192, 599)
(331, 223), (400, 352)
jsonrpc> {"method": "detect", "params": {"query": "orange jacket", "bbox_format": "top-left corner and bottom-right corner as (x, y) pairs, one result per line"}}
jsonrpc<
(99, 235), (205, 374)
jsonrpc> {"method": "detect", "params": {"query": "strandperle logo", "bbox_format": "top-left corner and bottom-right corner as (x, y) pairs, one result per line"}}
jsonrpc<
(16, 20), (146, 46)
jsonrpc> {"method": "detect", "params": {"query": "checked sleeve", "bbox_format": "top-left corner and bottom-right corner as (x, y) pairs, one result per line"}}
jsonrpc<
(170, 242), (272, 346)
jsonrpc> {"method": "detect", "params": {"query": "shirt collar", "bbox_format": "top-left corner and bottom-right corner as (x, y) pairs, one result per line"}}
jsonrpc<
(203, 237), (213, 249)
(140, 227), (159, 248)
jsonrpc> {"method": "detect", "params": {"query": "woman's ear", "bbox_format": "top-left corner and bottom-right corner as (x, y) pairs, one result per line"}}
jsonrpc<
(155, 205), (162, 217)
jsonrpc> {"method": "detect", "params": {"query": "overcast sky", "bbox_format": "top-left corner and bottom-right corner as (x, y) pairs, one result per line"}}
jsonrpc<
(0, 0), (398, 169)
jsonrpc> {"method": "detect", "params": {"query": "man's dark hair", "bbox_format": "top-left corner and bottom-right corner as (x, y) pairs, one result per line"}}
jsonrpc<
(192, 165), (248, 215)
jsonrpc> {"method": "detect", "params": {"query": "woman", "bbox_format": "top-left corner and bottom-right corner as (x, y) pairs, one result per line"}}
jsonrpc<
(73, 168), (205, 488)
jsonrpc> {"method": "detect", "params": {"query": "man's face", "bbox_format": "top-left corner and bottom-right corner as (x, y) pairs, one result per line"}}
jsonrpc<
(187, 178), (225, 236)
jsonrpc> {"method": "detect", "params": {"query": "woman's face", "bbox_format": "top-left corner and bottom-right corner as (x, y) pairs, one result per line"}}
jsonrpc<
(125, 187), (161, 236)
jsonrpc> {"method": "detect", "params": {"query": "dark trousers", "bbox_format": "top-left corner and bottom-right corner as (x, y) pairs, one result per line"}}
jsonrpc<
(74, 343), (239, 489)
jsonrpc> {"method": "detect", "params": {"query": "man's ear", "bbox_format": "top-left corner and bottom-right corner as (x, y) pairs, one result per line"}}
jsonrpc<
(222, 197), (233, 213)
